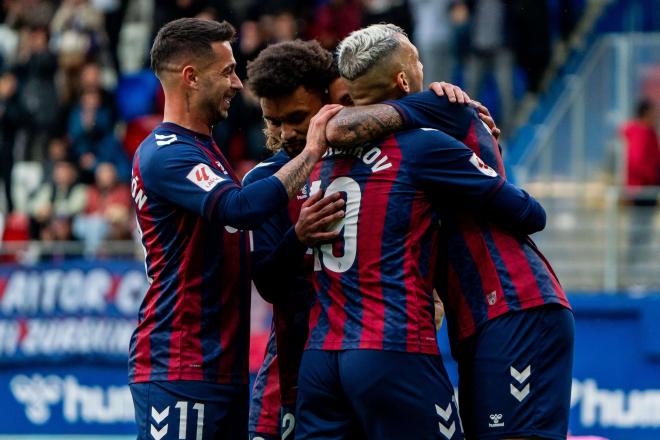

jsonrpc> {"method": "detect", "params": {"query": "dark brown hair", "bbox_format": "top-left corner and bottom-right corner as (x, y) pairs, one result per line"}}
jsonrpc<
(247, 39), (335, 98)
(150, 18), (236, 76)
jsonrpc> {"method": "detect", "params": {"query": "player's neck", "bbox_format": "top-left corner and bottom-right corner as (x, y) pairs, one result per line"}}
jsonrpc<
(162, 92), (211, 136)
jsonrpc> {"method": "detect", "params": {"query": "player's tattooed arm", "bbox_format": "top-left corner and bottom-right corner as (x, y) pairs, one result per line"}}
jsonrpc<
(325, 82), (471, 147)
(274, 104), (343, 198)
(325, 104), (403, 148)
(274, 149), (318, 198)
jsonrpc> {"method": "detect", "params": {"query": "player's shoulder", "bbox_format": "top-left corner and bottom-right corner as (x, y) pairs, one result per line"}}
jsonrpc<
(137, 125), (206, 167)
(394, 127), (456, 146)
(147, 123), (200, 150)
(242, 150), (288, 185)
(394, 128), (469, 168)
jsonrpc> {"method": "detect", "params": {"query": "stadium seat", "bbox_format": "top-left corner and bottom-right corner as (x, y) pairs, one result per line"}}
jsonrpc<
(10, 162), (43, 213)
(123, 114), (162, 159)
(115, 70), (161, 122)
(0, 212), (29, 263)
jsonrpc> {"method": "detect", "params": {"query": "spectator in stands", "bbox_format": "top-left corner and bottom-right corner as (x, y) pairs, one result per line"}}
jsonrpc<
(510, 0), (551, 93)
(79, 60), (117, 123)
(50, 0), (105, 105)
(14, 24), (58, 161)
(462, 0), (515, 135)
(0, 68), (22, 213)
(271, 10), (298, 43)
(73, 162), (131, 256)
(95, 0), (129, 73)
(361, 0), (413, 35)
(448, 0), (471, 78)
(621, 99), (660, 266)
(623, 99), (660, 190)
(42, 137), (74, 183)
(68, 86), (129, 183)
(27, 160), (87, 240)
(310, 0), (362, 49)
(409, 0), (454, 84)
(150, 0), (207, 48)
(2, 0), (56, 29)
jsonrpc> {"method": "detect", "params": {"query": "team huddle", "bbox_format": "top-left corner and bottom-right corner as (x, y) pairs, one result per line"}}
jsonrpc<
(128, 17), (574, 440)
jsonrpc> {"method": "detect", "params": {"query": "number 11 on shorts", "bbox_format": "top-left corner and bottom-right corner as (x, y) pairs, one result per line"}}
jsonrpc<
(175, 401), (204, 440)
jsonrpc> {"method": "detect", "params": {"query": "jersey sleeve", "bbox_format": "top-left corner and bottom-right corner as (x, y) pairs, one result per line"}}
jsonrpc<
(384, 91), (473, 139)
(243, 159), (309, 303)
(253, 222), (309, 303)
(141, 142), (237, 217)
(404, 129), (505, 199)
(404, 130), (545, 233)
(141, 142), (288, 229)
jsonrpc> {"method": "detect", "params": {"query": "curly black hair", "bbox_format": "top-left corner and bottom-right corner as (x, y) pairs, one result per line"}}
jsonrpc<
(247, 39), (336, 98)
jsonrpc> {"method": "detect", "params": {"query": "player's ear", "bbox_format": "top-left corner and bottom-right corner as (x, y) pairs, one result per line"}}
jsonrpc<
(395, 71), (410, 94)
(182, 65), (199, 90)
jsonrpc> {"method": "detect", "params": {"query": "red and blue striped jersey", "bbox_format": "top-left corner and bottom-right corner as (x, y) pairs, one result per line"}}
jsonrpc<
(128, 122), (288, 384)
(387, 91), (570, 341)
(307, 128), (517, 354)
(249, 327), (281, 436)
(243, 150), (314, 407)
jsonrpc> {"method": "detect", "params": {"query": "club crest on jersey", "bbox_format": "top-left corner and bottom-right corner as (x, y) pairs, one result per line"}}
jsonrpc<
(469, 153), (498, 177)
(186, 163), (224, 191)
(297, 183), (310, 200)
(487, 291), (497, 305)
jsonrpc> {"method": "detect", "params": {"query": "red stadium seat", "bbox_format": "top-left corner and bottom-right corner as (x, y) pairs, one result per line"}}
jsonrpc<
(0, 212), (29, 263)
(123, 114), (163, 159)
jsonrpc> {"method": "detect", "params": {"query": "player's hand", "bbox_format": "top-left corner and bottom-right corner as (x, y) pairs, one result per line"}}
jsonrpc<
(295, 190), (345, 246)
(428, 81), (471, 104)
(304, 104), (343, 160)
(471, 100), (501, 140)
(433, 290), (445, 330)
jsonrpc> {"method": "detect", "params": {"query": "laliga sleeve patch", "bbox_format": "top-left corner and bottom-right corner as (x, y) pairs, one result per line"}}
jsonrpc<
(186, 163), (225, 191)
(469, 153), (498, 177)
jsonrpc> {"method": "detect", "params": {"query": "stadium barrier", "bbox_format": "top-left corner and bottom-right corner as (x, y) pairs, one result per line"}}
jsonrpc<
(530, 185), (659, 292)
(0, 260), (659, 438)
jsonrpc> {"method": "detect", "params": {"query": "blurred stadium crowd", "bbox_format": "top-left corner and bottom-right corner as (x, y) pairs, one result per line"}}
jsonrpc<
(0, 0), (584, 261)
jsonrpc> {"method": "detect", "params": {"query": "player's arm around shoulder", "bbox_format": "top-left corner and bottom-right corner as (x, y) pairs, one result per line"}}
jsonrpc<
(400, 128), (504, 197)
(241, 154), (286, 186)
(384, 90), (472, 140)
(401, 129), (546, 233)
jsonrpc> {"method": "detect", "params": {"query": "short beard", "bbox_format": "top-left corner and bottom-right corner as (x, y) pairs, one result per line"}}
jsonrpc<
(202, 95), (227, 127)
(263, 126), (283, 152)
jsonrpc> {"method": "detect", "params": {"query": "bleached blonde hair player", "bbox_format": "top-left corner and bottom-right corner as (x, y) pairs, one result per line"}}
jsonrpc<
(334, 23), (574, 440)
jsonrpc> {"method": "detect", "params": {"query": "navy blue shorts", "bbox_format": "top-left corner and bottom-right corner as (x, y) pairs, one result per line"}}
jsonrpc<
(296, 349), (464, 440)
(130, 380), (248, 440)
(248, 406), (296, 440)
(280, 405), (296, 440)
(456, 305), (574, 440)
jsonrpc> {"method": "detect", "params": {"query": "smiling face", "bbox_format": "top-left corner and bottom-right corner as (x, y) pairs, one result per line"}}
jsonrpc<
(196, 41), (243, 125)
(260, 86), (325, 156)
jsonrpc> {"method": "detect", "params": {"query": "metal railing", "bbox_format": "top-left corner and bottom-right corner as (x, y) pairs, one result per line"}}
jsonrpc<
(529, 185), (660, 292)
(0, 240), (141, 264)
(512, 33), (660, 187)
(509, 33), (660, 292)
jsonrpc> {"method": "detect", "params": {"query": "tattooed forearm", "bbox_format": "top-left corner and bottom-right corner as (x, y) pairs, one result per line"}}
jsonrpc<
(325, 104), (403, 148)
(274, 149), (317, 199)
